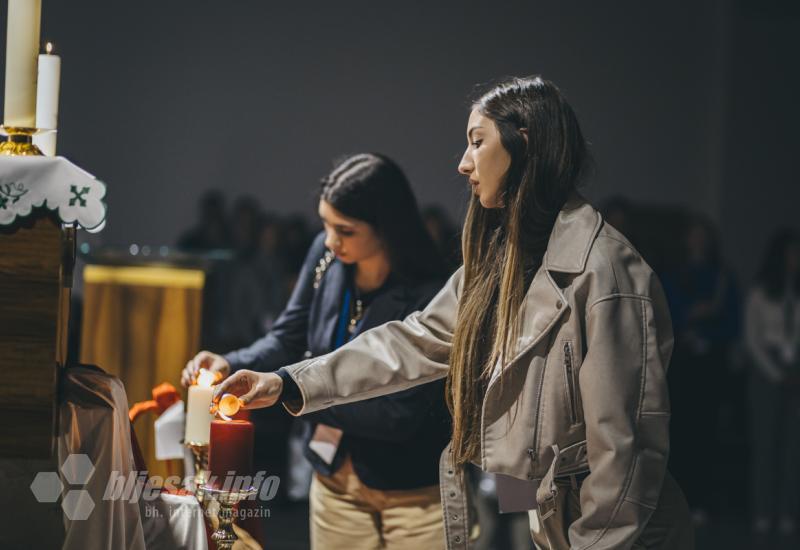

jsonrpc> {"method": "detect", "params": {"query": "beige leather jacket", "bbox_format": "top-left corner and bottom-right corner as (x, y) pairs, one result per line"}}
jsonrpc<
(284, 198), (674, 549)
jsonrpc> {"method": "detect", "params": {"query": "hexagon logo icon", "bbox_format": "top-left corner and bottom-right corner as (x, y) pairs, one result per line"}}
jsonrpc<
(61, 454), (95, 485)
(28, 453), (100, 521)
(61, 489), (95, 521)
(30, 472), (63, 503)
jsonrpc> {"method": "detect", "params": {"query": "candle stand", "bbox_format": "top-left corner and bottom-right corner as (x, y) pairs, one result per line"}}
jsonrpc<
(185, 441), (209, 503)
(202, 485), (257, 550)
(0, 126), (43, 155)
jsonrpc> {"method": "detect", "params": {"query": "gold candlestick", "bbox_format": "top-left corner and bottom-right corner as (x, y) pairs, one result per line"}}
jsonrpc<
(202, 485), (257, 550)
(185, 441), (209, 503)
(0, 126), (43, 156)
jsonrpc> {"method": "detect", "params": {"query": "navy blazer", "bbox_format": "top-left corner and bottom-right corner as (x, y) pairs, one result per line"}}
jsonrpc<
(224, 232), (451, 490)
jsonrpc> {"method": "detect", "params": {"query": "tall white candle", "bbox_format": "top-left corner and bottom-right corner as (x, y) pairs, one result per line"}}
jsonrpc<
(33, 42), (61, 155)
(4, 0), (42, 128)
(184, 369), (216, 445)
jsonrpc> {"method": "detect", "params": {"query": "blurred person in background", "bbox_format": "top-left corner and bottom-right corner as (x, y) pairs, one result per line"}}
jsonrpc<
(177, 189), (231, 252)
(600, 195), (635, 245)
(230, 195), (262, 259)
(252, 213), (292, 332)
(745, 228), (800, 548)
(280, 213), (315, 277)
(422, 204), (462, 271)
(662, 215), (740, 525)
(214, 196), (266, 350)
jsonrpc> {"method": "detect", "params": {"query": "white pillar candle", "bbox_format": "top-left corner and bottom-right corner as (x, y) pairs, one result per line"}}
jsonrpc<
(33, 42), (61, 155)
(4, 0), (42, 128)
(184, 369), (216, 445)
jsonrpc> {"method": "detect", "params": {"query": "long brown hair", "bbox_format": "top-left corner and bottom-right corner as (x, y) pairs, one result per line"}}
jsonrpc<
(446, 77), (591, 465)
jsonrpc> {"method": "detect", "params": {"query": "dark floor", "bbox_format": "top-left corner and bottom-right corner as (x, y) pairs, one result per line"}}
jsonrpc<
(260, 500), (780, 550)
(261, 501), (310, 550)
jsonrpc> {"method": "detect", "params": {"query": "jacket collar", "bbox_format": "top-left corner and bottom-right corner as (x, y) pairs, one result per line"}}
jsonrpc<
(543, 193), (603, 275)
(495, 195), (602, 370)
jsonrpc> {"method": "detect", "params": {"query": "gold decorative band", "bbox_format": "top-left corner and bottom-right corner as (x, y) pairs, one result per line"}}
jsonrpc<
(83, 265), (205, 289)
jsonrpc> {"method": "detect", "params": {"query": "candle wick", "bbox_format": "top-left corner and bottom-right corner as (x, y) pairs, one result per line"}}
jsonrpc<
(45, 42), (53, 55)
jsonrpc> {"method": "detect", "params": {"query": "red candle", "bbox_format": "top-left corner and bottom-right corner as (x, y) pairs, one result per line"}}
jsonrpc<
(232, 407), (250, 422)
(208, 419), (254, 489)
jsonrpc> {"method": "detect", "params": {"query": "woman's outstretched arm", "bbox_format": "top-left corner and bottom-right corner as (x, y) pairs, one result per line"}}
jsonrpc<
(282, 266), (462, 414)
(215, 267), (462, 413)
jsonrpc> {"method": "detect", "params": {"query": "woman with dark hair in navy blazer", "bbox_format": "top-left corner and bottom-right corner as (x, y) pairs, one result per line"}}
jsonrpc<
(183, 153), (451, 549)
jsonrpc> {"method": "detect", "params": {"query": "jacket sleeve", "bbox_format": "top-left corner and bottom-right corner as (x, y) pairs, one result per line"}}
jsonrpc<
(223, 232), (326, 373)
(568, 290), (673, 549)
(282, 267), (463, 415)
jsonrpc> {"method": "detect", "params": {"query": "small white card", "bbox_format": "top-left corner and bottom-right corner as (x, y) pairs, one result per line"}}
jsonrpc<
(154, 401), (186, 460)
(308, 424), (343, 465)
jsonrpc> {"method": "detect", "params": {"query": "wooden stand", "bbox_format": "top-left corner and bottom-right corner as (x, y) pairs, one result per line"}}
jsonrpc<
(0, 210), (73, 458)
(0, 210), (72, 549)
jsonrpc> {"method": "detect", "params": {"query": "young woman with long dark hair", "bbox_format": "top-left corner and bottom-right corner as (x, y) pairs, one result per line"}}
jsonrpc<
(183, 153), (451, 549)
(215, 77), (693, 549)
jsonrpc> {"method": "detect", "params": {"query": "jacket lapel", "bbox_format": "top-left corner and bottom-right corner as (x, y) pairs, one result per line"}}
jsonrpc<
(491, 197), (603, 375)
(311, 261), (347, 353)
(511, 269), (568, 362)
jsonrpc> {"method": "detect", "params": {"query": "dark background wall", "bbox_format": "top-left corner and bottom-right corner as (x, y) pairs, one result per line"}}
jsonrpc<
(2, 0), (798, 282)
(718, 1), (800, 281)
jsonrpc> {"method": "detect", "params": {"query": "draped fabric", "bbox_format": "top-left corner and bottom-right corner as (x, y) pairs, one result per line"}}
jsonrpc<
(60, 365), (208, 550)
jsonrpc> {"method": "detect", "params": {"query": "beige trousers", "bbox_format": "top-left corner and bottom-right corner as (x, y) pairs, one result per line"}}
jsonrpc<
(528, 472), (694, 550)
(309, 455), (446, 550)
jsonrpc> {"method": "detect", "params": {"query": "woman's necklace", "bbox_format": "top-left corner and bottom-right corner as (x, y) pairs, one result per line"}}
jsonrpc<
(348, 295), (364, 335)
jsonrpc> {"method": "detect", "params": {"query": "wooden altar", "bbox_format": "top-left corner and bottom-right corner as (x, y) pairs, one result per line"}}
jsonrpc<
(0, 211), (72, 458)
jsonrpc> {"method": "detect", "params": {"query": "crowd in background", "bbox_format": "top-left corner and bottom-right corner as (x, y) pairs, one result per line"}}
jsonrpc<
(176, 190), (462, 354)
(168, 190), (799, 549)
(602, 197), (800, 548)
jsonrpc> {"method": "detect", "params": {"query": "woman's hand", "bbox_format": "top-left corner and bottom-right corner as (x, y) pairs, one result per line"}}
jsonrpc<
(212, 370), (283, 409)
(181, 351), (231, 388)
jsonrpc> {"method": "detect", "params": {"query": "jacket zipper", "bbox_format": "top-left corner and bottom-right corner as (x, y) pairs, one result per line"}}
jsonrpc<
(564, 341), (579, 425)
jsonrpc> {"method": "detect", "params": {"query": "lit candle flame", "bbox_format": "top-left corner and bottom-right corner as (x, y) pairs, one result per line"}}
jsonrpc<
(45, 42), (53, 55)
(196, 368), (216, 388)
(210, 393), (242, 421)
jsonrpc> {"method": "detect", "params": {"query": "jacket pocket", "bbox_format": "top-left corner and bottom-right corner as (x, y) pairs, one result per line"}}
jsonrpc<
(563, 340), (581, 426)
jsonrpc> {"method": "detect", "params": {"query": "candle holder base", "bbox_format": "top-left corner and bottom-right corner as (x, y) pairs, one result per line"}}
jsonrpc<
(185, 441), (209, 503)
(0, 126), (44, 156)
(202, 485), (257, 550)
